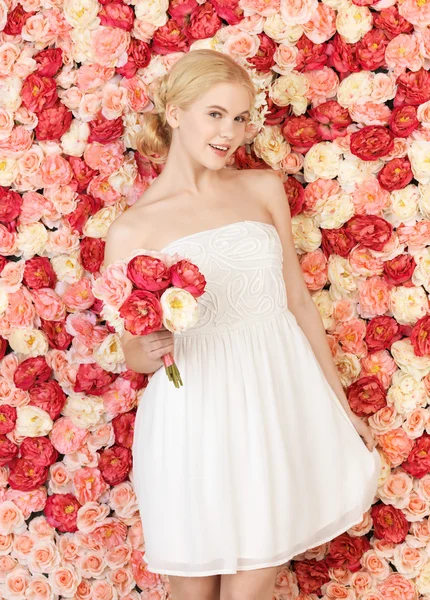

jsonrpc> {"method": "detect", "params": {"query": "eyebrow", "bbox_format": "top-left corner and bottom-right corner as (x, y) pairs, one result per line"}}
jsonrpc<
(206, 105), (250, 116)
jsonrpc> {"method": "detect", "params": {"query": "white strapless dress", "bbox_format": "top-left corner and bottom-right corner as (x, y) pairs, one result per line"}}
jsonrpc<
(131, 220), (381, 577)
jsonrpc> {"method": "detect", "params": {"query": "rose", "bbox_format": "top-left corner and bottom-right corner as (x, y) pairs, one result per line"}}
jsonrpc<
(80, 237), (105, 274)
(127, 255), (172, 292)
(98, 445), (132, 486)
(119, 289), (163, 336)
(4, 4), (35, 35)
(21, 74), (58, 114)
(0, 189), (22, 223)
(383, 254), (416, 285)
(347, 375), (387, 417)
(326, 533), (370, 571)
(321, 226), (355, 258)
(373, 6), (413, 40)
(160, 287), (199, 333)
(8, 458), (49, 491)
(282, 116), (322, 153)
(23, 256), (57, 289)
(13, 356), (52, 391)
(327, 33), (360, 74)
(402, 433), (430, 478)
(170, 260), (206, 297)
(68, 157), (98, 193)
(74, 362), (118, 396)
(88, 112), (124, 144)
(283, 177), (305, 217)
(65, 194), (102, 235)
(208, 0), (243, 25)
(0, 405), (17, 435)
(247, 33), (277, 72)
(345, 215), (392, 251)
(295, 36), (328, 72)
(263, 96), (290, 127)
(377, 158), (413, 192)
(99, 1), (134, 30)
(0, 435), (19, 466)
(234, 146), (268, 170)
(34, 48), (63, 77)
(411, 316), (430, 357)
(40, 319), (73, 352)
(112, 412), (135, 449)
(151, 18), (190, 55)
(308, 101), (352, 141)
(356, 29), (388, 70)
(120, 368), (148, 390)
(185, 3), (222, 43)
(34, 102), (73, 142)
(389, 105), (419, 138)
(116, 39), (151, 78)
(395, 69), (430, 107)
(44, 493), (81, 533)
(350, 126), (394, 161)
(19, 437), (58, 467)
(293, 559), (330, 595)
(371, 503), (409, 543)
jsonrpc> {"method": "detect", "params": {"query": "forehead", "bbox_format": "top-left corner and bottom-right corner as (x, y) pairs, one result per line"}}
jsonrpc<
(197, 82), (251, 107)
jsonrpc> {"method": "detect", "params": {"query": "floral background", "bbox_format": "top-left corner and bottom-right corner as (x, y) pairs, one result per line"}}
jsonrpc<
(0, 0), (430, 598)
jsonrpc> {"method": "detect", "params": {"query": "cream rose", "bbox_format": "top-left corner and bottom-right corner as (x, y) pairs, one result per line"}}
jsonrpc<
(0, 156), (18, 186)
(314, 192), (355, 228)
(62, 394), (104, 429)
(8, 327), (49, 357)
(93, 333), (126, 373)
(304, 141), (342, 183)
(384, 185), (420, 227)
(253, 125), (291, 169)
(82, 205), (120, 238)
(336, 2), (372, 43)
(391, 338), (430, 381)
(16, 223), (49, 260)
(408, 141), (430, 185)
(63, 0), (100, 28)
(311, 289), (335, 330)
(337, 71), (373, 108)
(0, 76), (22, 111)
(108, 154), (138, 195)
(15, 405), (53, 437)
(416, 559), (430, 595)
(263, 14), (303, 43)
(61, 120), (90, 157)
(390, 285), (428, 325)
(100, 304), (125, 337)
(387, 370), (428, 416)
(338, 156), (382, 192)
(269, 71), (309, 115)
(291, 214), (322, 253)
(411, 247), (430, 293)
(0, 287), (8, 314)
(133, 0), (169, 26)
(50, 251), (84, 284)
(334, 351), (362, 387)
(328, 254), (358, 298)
(160, 288), (199, 333)
(419, 183), (430, 219)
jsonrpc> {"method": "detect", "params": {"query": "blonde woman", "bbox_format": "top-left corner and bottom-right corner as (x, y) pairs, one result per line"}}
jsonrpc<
(104, 49), (381, 600)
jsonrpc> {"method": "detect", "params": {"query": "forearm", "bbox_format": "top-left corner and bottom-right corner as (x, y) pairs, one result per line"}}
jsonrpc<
(289, 298), (355, 418)
(122, 337), (163, 374)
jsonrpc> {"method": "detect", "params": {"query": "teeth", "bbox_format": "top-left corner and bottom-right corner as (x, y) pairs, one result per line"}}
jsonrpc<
(211, 145), (228, 151)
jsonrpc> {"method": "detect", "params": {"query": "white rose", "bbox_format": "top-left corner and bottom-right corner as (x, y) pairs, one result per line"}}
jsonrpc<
(0, 76), (22, 111)
(263, 14), (303, 43)
(408, 141), (430, 185)
(16, 223), (49, 260)
(337, 71), (373, 108)
(338, 156), (383, 192)
(123, 113), (146, 150)
(336, 2), (372, 43)
(160, 288), (199, 333)
(328, 254), (358, 298)
(63, 0), (100, 28)
(101, 303), (125, 336)
(412, 248), (430, 293)
(387, 370), (428, 416)
(304, 142), (342, 182)
(314, 192), (355, 228)
(0, 287), (8, 314)
(253, 125), (290, 169)
(311, 289), (335, 330)
(61, 119), (90, 157)
(291, 214), (322, 253)
(383, 184), (420, 227)
(419, 183), (430, 219)
(108, 154), (138, 195)
(416, 559), (430, 595)
(51, 252), (84, 284)
(93, 333), (125, 373)
(0, 156), (18, 186)
(62, 394), (104, 429)
(70, 27), (97, 65)
(322, 0), (349, 8)
(334, 352), (362, 387)
(390, 285), (428, 325)
(8, 327), (49, 357)
(391, 338), (430, 381)
(133, 0), (169, 26)
(16, 405), (53, 437)
(269, 71), (309, 115)
(82, 205), (120, 238)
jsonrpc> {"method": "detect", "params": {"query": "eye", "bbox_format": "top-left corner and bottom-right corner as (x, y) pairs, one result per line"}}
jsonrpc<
(209, 112), (247, 123)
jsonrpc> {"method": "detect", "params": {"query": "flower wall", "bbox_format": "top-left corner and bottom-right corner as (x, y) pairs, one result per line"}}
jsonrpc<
(0, 0), (430, 598)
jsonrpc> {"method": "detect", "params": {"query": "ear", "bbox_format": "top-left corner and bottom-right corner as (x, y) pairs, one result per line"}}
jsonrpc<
(165, 104), (180, 129)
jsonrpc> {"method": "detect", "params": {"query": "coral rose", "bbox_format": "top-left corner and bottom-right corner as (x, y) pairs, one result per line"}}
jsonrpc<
(371, 503), (409, 543)
(44, 493), (81, 533)
(350, 126), (394, 161)
(325, 533), (370, 571)
(98, 445), (132, 486)
(347, 375), (387, 417)
(119, 289), (163, 336)
(377, 158), (413, 192)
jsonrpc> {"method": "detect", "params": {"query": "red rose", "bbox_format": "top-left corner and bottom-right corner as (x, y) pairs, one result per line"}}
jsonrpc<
(21, 73), (58, 114)
(40, 318), (73, 351)
(170, 260), (206, 297)
(395, 69), (430, 107)
(326, 533), (370, 571)
(0, 336), (7, 360)
(134, 151), (160, 179)
(345, 215), (392, 251)
(127, 255), (172, 292)
(321, 226), (355, 258)
(411, 316), (430, 357)
(3, 4), (35, 35)
(99, 1), (134, 29)
(65, 193), (102, 234)
(389, 105), (419, 138)
(45, 493), (81, 533)
(0, 189), (22, 223)
(34, 101), (73, 141)
(98, 445), (132, 486)
(120, 369), (148, 390)
(246, 33), (276, 72)
(13, 356), (52, 391)
(19, 436), (58, 467)
(283, 176), (305, 217)
(0, 256), (6, 274)
(263, 95), (290, 126)
(365, 316), (402, 351)
(29, 380), (67, 420)
(8, 458), (49, 491)
(117, 39), (151, 78)
(119, 290), (163, 336)
(234, 146), (269, 170)
(80, 237), (105, 273)
(296, 35), (328, 72)
(168, 0), (198, 21)
(371, 503), (409, 543)
(293, 559), (330, 595)
(112, 412), (135, 449)
(68, 157), (98, 193)
(185, 3), (223, 42)
(347, 375), (387, 417)
(0, 405), (17, 435)
(402, 433), (430, 478)
(282, 116), (322, 154)
(210, 0), (244, 25)
(74, 363), (118, 396)
(0, 435), (18, 467)
(88, 112), (124, 144)
(373, 6), (414, 40)
(383, 253), (415, 286)
(327, 34), (360, 74)
(23, 256), (57, 289)
(151, 18), (190, 55)
(34, 48), (63, 77)
(356, 29), (388, 70)
(377, 157), (413, 192)
(350, 126), (394, 161)
(308, 101), (352, 141)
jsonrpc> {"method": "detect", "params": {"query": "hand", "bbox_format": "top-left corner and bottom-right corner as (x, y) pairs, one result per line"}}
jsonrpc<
(140, 326), (174, 363)
(348, 413), (376, 452)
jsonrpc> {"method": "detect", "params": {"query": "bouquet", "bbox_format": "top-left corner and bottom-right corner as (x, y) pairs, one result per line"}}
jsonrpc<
(93, 249), (206, 388)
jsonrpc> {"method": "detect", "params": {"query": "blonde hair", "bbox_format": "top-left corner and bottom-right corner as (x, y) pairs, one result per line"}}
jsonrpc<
(136, 49), (256, 164)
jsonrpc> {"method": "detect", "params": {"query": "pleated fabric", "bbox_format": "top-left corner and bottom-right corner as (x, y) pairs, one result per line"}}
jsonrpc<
(131, 221), (381, 577)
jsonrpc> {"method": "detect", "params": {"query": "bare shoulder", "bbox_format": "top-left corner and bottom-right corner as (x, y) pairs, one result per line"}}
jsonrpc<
(228, 167), (284, 213)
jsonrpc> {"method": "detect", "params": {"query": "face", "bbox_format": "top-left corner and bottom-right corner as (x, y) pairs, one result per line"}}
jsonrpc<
(166, 81), (252, 170)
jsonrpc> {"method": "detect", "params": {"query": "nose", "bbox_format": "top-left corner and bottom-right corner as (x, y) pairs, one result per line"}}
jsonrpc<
(219, 119), (235, 140)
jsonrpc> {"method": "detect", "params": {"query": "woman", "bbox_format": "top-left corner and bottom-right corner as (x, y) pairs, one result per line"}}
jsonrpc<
(103, 49), (381, 600)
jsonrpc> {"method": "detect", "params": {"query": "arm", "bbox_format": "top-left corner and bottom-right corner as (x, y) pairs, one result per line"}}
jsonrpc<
(103, 221), (174, 374)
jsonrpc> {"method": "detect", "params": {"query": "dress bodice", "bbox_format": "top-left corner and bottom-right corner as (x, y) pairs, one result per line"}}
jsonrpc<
(162, 220), (288, 336)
